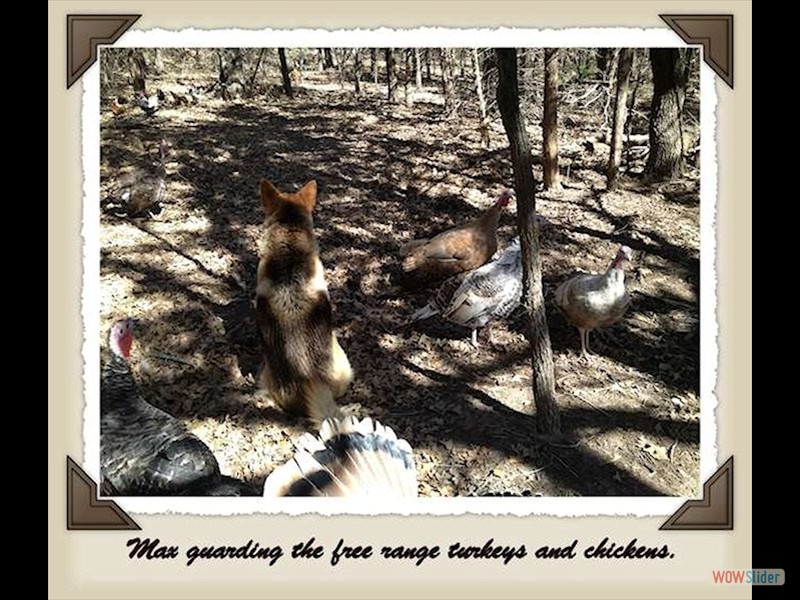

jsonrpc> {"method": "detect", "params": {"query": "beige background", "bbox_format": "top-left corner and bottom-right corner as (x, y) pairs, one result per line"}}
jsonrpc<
(48, 1), (753, 598)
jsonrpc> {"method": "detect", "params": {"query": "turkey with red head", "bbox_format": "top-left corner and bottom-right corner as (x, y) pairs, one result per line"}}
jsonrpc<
(100, 318), (258, 496)
(555, 245), (634, 359)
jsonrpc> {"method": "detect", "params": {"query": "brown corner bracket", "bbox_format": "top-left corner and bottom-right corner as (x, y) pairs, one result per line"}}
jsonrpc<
(661, 456), (733, 530)
(66, 456), (140, 530)
(66, 14), (141, 89)
(660, 14), (734, 89)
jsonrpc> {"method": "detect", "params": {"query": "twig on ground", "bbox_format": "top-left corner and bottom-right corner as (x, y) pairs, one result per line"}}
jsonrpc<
(148, 352), (196, 367)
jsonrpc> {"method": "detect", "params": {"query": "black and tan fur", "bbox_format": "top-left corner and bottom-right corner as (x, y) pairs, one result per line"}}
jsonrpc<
(255, 179), (352, 423)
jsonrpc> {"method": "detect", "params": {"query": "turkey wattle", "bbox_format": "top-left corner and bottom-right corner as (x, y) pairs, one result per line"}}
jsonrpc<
(100, 318), (257, 496)
(410, 237), (522, 347)
(555, 245), (633, 358)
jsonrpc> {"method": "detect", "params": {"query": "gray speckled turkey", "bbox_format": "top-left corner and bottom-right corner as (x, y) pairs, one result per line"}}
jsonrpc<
(100, 318), (257, 496)
(555, 244), (633, 358)
(409, 237), (522, 347)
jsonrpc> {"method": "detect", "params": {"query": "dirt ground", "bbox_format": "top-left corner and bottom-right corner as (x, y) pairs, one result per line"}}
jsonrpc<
(100, 71), (700, 497)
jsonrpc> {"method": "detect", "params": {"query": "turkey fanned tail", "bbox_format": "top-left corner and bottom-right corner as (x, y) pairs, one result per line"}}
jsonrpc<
(263, 416), (418, 497)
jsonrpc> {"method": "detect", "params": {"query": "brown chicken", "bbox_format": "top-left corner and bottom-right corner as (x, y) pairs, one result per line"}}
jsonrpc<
(400, 190), (514, 281)
(110, 97), (126, 116)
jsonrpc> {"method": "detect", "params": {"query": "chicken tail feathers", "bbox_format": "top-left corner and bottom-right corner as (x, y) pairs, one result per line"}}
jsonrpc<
(263, 416), (418, 497)
(409, 303), (439, 323)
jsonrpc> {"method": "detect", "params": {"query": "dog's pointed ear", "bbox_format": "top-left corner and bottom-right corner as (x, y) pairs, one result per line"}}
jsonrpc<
(260, 179), (281, 213)
(295, 180), (317, 212)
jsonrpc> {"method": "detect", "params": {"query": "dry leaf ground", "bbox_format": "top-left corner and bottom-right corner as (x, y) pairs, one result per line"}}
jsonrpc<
(100, 71), (700, 497)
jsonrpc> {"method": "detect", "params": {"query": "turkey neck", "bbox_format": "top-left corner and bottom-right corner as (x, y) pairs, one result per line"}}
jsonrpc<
(477, 202), (503, 228)
(605, 255), (627, 286)
(101, 353), (137, 408)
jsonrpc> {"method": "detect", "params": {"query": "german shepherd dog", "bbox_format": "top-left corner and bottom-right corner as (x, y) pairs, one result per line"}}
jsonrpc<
(255, 179), (353, 422)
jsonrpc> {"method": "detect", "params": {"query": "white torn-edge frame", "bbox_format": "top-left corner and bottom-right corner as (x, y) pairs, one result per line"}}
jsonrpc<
(82, 27), (718, 516)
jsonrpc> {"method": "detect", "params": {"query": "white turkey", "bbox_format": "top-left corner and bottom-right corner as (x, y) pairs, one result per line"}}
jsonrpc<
(263, 416), (418, 497)
(555, 244), (633, 359)
(136, 92), (159, 117)
(100, 318), (257, 496)
(409, 237), (522, 347)
(110, 139), (170, 217)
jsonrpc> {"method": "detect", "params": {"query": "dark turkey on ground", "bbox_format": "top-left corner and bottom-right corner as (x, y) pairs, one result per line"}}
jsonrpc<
(409, 236), (523, 347)
(100, 318), (257, 496)
(108, 139), (170, 218)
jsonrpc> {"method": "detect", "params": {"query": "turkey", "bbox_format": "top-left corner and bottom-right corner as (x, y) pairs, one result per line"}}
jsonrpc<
(110, 139), (170, 217)
(263, 416), (418, 497)
(100, 318), (258, 496)
(400, 190), (514, 283)
(409, 237), (522, 347)
(136, 92), (160, 117)
(555, 244), (633, 359)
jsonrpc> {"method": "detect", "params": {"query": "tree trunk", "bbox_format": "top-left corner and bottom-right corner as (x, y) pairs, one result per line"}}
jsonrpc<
(543, 48), (561, 190)
(352, 48), (362, 96)
(371, 48), (378, 84)
(414, 48), (423, 89)
(128, 49), (147, 94)
(606, 48), (634, 190)
(596, 48), (614, 80)
(386, 48), (401, 103)
(646, 48), (688, 180)
(494, 48), (561, 437)
(402, 49), (413, 107)
(624, 57), (642, 169)
(151, 49), (164, 76)
(248, 48), (266, 93)
(472, 49), (490, 149)
(278, 48), (293, 98)
(323, 48), (335, 69)
(217, 48), (245, 99)
(317, 49), (325, 71)
(425, 48), (431, 81)
(440, 48), (457, 116)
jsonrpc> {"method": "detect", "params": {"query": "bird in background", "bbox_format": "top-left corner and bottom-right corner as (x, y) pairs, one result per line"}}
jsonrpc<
(136, 92), (160, 117)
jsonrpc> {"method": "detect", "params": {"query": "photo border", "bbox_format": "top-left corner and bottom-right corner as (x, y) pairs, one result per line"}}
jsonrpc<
(83, 26), (716, 517)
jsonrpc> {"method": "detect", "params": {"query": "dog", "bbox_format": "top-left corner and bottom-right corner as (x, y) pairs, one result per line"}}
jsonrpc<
(255, 179), (352, 423)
